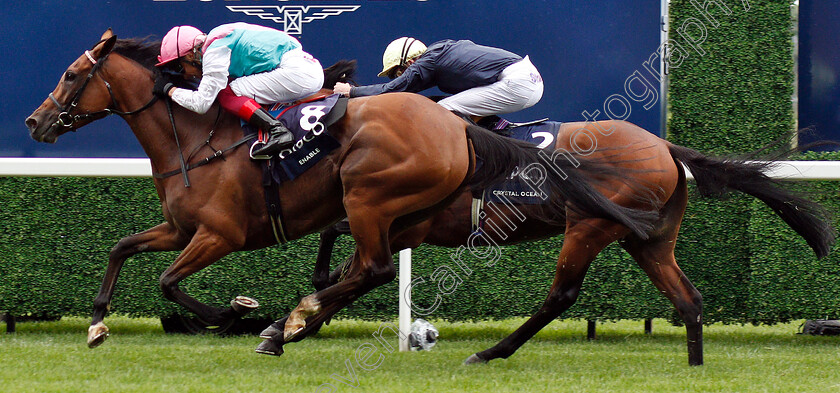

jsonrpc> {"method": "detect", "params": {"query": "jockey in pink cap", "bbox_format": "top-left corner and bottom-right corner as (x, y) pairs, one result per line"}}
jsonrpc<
(155, 23), (324, 157)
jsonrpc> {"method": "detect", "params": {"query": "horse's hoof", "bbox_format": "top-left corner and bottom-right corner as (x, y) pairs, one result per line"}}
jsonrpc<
(283, 310), (306, 341)
(259, 324), (282, 340)
(230, 296), (259, 316)
(284, 295), (320, 341)
(87, 322), (110, 348)
(284, 325), (305, 342)
(463, 354), (488, 365)
(255, 339), (285, 356)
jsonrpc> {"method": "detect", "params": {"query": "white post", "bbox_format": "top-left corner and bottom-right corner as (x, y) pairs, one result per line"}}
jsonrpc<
(398, 248), (412, 352)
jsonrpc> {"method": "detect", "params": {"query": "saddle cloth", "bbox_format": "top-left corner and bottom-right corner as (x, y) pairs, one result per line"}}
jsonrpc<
(242, 94), (346, 182)
(480, 119), (562, 205)
(471, 119), (562, 233)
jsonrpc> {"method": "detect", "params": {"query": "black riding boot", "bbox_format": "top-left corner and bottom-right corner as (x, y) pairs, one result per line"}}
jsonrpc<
(250, 108), (294, 157)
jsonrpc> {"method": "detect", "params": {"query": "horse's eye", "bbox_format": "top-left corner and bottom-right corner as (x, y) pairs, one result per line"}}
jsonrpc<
(64, 70), (76, 82)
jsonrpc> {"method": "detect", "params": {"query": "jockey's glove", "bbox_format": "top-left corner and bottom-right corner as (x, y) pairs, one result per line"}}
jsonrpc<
(153, 76), (175, 98)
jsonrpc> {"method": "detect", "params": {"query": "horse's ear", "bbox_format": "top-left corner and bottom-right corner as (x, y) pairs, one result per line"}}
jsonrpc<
(98, 34), (118, 58)
(101, 28), (114, 41)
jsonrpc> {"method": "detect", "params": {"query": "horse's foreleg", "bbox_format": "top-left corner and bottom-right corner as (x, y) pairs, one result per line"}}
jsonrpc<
(258, 223), (437, 355)
(621, 236), (703, 366)
(88, 222), (185, 348)
(257, 222), (359, 354)
(312, 224), (348, 291)
(465, 221), (624, 364)
(284, 210), (397, 342)
(158, 230), (257, 327)
(257, 251), (394, 356)
(256, 216), (422, 356)
(285, 255), (396, 341)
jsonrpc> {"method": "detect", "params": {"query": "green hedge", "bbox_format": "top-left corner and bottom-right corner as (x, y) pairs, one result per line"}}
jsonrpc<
(747, 151), (840, 324)
(0, 176), (668, 322)
(666, 0), (802, 324)
(669, 0), (796, 153)
(2, 168), (835, 324)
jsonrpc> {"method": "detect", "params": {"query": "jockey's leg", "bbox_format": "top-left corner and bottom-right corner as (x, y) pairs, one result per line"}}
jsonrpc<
(438, 56), (543, 117)
(217, 87), (293, 158)
(222, 50), (323, 157)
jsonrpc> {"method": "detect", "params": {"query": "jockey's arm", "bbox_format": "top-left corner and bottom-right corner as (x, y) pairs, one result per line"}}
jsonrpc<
(347, 56), (435, 98)
(170, 45), (231, 114)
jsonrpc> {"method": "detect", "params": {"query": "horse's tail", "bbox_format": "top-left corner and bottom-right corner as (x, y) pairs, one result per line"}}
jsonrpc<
(464, 124), (659, 239)
(667, 143), (835, 258)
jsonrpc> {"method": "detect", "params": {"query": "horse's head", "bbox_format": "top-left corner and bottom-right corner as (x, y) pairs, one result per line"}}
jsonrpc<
(322, 59), (358, 89)
(26, 29), (119, 143)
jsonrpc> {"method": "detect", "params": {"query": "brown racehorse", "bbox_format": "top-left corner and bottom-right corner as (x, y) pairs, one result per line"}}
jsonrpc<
(25, 31), (657, 353)
(308, 72), (837, 367)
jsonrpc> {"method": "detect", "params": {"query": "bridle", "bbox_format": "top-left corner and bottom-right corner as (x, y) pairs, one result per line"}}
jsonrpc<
(46, 38), (255, 189)
(48, 44), (158, 131)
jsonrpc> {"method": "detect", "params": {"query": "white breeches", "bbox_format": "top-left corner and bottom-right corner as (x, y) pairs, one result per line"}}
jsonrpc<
(229, 49), (325, 105)
(438, 56), (544, 117)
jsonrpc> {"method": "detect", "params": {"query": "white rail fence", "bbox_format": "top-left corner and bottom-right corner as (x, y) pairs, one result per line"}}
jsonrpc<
(3, 157), (839, 351)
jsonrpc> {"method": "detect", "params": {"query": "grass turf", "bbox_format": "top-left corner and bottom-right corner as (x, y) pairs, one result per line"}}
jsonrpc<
(1, 317), (838, 392)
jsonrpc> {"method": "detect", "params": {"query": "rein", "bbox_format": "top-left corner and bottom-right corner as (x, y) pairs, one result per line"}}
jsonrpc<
(48, 49), (158, 130)
(55, 44), (253, 187)
(152, 108), (257, 181)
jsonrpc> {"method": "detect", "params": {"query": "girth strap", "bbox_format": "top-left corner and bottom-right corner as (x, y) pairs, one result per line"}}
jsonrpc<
(262, 160), (289, 244)
(471, 193), (485, 234)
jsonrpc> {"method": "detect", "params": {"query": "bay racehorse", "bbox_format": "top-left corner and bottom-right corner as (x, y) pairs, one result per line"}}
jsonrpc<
(307, 70), (837, 367)
(25, 31), (658, 353)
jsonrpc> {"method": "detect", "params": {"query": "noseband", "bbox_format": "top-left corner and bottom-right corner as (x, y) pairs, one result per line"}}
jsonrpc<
(48, 48), (158, 130)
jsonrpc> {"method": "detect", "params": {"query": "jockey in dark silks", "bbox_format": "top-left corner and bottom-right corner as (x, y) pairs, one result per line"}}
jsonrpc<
(334, 37), (544, 118)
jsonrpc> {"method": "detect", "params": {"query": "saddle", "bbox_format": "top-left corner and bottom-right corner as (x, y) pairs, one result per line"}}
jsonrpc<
(244, 94), (348, 244)
(243, 94), (347, 183)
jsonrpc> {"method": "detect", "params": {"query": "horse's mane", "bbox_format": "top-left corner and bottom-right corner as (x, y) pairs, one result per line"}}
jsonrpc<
(112, 37), (162, 70)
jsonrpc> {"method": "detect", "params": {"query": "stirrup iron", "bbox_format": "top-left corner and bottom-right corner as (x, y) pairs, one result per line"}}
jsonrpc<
(249, 140), (272, 160)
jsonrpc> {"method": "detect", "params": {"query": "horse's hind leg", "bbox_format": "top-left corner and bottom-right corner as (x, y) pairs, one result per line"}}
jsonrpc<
(262, 224), (349, 342)
(621, 235), (703, 366)
(465, 221), (626, 364)
(316, 220), (430, 292)
(619, 180), (703, 366)
(284, 202), (400, 334)
(88, 222), (186, 348)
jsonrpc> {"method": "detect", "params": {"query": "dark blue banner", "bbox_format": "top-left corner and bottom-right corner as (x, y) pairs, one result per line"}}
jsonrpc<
(3, 0), (660, 158)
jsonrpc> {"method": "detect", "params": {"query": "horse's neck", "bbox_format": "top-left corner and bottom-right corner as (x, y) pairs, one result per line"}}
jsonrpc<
(105, 58), (233, 174)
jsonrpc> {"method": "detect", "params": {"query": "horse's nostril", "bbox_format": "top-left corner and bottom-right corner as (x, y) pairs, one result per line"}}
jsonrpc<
(25, 117), (38, 130)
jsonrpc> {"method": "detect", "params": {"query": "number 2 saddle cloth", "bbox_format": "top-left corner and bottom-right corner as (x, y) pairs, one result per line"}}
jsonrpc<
(471, 117), (562, 234)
